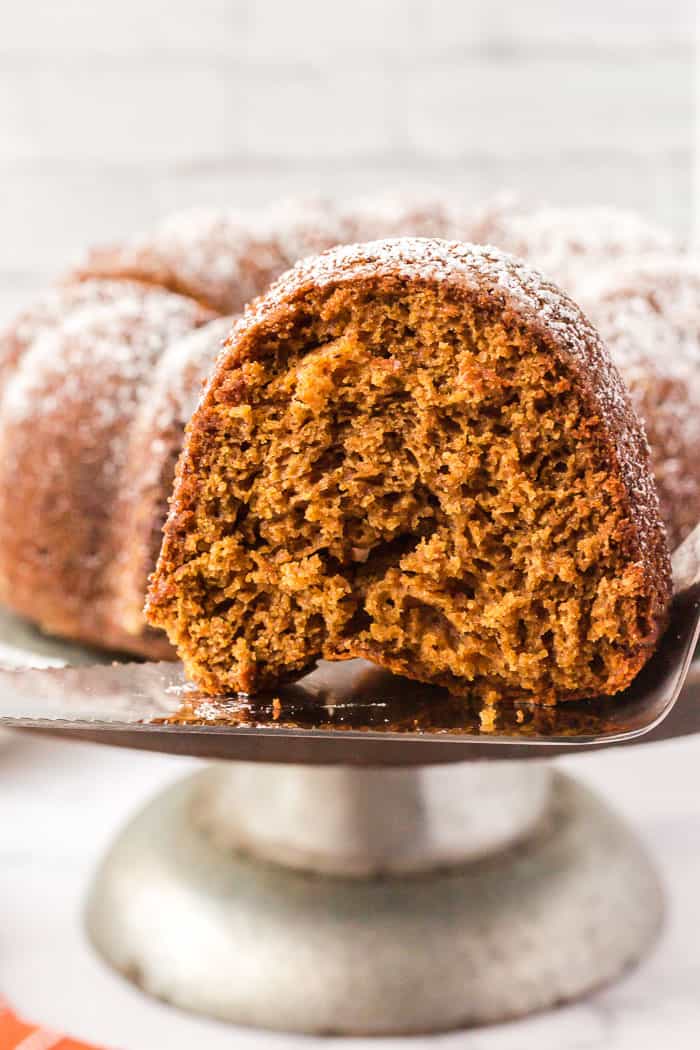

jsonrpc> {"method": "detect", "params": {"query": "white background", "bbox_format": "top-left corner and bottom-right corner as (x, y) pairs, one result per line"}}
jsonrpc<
(0, 0), (694, 319)
(0, 3), (698, 1047)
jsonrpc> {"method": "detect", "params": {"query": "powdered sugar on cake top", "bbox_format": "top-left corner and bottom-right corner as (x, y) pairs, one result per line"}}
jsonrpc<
(579, 254), (700, 548)
(470, 198), (678, 299)
(1, 286), (211, 443)
(72, 195), (474, 316)
(0, 278), (156, 386)
(580, 253), (700, 368)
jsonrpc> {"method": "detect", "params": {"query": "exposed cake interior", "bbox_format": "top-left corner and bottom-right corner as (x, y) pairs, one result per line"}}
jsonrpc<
(149, 279), (662, 700)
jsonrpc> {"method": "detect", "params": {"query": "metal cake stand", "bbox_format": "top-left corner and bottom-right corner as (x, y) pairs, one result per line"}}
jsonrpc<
(0, 586), (698, 1035)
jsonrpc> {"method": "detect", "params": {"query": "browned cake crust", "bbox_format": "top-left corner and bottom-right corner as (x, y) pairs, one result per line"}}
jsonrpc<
(147, 238), (671, 700)
(466, 201), (697, 549)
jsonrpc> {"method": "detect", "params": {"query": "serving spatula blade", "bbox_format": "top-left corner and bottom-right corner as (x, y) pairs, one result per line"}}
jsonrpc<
(0, 524), (698, 766)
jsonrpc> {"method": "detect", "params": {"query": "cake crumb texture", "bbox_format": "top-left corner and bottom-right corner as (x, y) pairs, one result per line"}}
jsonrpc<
(147, 238), (671, 700)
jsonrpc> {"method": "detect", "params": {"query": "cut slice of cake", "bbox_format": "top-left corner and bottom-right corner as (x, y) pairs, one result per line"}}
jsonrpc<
(146, 239), (671, 702)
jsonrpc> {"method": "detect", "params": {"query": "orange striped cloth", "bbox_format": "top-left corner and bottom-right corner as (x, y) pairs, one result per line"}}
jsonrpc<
(0, 999), (109, 1049)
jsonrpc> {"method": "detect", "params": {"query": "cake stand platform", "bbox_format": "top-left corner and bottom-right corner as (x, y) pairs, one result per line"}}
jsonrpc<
(0, 605), (697, 1035)
(86, 760), (662, 1035)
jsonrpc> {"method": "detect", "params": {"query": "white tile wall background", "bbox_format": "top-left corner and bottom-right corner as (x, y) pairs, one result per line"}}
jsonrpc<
(0, 0), (694, 321)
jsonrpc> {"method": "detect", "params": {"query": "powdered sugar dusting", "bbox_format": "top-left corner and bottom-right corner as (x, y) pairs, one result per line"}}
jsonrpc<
(2, 287), (211, 435)
(130, 315), (235, 492)
(72, 194), (475, 316)
(579, 253), (700, 548)
(0, 278), (154, 385)
(156, 316), (235, 425)
(470, 197), (678, 299)
(337, 190), (471, 242)
(580, 253), (700, 372)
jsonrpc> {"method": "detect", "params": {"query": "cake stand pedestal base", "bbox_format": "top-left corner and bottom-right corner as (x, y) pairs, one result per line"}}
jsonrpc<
(86, 761), (662, 1035)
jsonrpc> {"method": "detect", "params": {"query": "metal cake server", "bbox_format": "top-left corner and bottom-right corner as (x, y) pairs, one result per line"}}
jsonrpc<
(0, 524), (698, 766)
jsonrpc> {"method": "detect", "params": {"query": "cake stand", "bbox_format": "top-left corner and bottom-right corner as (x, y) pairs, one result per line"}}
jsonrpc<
(85, 756), (662, 1035)
(0, 597), (698, 1035)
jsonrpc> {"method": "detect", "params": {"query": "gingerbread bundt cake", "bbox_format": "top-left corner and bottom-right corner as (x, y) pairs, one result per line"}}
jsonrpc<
(147, 239), (671, 700)
(0, 195), (469, 656)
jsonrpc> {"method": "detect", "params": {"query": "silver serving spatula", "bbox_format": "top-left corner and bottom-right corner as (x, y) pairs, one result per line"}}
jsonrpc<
(0, 525), (698, 766)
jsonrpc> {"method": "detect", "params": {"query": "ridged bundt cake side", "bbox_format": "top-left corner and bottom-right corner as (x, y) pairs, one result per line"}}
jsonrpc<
(0, 284), (214, 654)
(579, 255), (700, 550)
(109, 316), (235, 642)
(0, 279), (153, 388)
(337, 192), (472, 243)
(70, 206), (327, 315)
(147, 239), (671, 700)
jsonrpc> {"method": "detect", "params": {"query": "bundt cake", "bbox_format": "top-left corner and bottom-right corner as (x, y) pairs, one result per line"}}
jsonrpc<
(0, 194), (470, 656)
(146, 239), (671, 700)
(0, 195), (690, 694)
